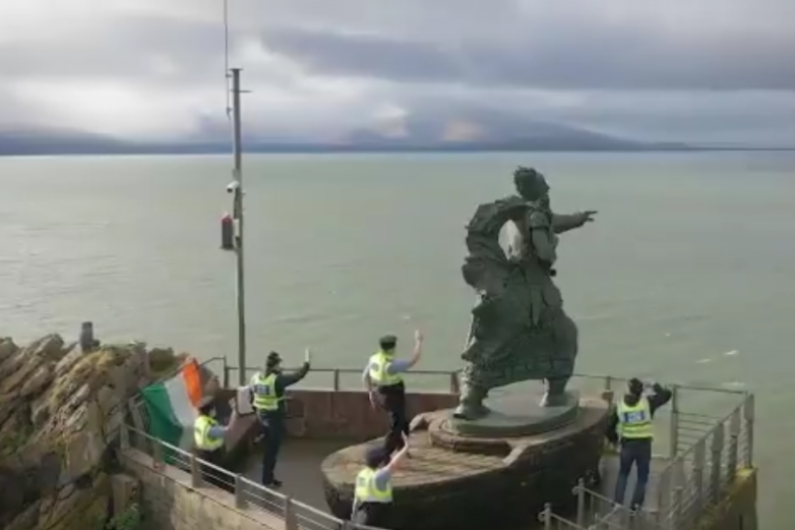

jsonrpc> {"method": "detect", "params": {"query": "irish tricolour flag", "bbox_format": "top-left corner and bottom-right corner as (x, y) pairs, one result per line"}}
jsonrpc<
(140, 358), (203, 449)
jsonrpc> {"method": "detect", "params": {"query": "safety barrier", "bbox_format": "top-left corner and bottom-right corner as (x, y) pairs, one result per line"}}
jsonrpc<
(121, 423), (383, 530)
(537, 375), (753, 530)
(133, 356), (753, 530)
(219, 360), (461, 394)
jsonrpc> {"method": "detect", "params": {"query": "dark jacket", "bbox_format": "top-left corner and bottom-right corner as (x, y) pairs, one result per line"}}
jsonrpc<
(250, 362), (311, 416)
(606, 383), (672, 444)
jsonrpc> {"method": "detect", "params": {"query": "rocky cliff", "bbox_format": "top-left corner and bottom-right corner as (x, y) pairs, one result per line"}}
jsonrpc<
(0, 334), (185, 530)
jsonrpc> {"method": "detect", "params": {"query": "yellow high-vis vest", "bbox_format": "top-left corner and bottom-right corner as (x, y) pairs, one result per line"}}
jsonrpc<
(194, 415), (224, 450)
(368, 351), (402, 387)
(616, 397), (654, 440)
(250, 372), (283, 411)
(354, 467), (393, 503)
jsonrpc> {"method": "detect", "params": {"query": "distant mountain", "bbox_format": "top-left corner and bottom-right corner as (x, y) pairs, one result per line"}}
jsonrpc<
(0, 131), (688, 157)
(0, 112), (694, 156)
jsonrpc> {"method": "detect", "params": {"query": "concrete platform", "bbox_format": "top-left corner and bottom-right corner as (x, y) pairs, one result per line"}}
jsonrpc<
(320, 399), (610, 530)
(598, 453), (671, 513)
(241, 439), (675, 530)
(242, 438), (351, 511)
(446, 390), (580, 437)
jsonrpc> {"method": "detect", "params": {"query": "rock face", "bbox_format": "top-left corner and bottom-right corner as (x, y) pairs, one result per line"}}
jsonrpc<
(0, 334), (184, 530)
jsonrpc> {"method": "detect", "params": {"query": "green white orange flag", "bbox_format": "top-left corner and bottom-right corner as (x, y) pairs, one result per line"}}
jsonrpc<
(140, 358), (203, 449)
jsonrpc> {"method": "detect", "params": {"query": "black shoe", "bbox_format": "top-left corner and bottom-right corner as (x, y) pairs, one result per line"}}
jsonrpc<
(264, 479), (283, 488)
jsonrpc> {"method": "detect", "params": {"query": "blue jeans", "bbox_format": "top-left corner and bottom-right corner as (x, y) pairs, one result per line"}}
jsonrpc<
(258, 412), (284, 485)
(614, 438), (652, 509)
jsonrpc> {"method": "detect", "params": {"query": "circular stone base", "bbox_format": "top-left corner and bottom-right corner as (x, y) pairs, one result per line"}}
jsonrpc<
(447, 389), (579, 438)
(321, 396), (610, 530)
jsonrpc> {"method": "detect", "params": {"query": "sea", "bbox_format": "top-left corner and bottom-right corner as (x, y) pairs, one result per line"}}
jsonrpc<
(1, 152), (793, 526)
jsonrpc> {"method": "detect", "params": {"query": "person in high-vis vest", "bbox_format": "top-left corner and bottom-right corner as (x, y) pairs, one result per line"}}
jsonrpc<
(250, 349), (312, 488)
(351, 434), (410, 527)
(194, 396), (237, 491)
(606, 378), (672, 510)
(363, 330), (424, 455)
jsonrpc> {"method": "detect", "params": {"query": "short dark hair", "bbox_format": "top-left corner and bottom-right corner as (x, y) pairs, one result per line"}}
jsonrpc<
(198, 396), (216, 416)
(379, 335), (397, 351)
(266, 351), (282, 369)
(628, 378), (644, 396)
(365, 446), (389, 468)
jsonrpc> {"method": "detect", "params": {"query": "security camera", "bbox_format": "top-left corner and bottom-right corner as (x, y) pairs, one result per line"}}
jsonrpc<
(226, 181), (240, 193)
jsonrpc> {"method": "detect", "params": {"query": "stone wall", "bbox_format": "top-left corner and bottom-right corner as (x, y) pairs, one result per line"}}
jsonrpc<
(122, 448), (287, 530)
(284, 389), (459, 440)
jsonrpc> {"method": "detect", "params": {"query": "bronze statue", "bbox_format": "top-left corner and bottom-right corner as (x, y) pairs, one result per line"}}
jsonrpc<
(454, 167), (597, 420)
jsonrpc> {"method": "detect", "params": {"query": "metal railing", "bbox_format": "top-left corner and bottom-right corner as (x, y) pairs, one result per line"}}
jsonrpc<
(120, 423), (381, 530)
(568, 480), (667, 530)
(653, 393), (754, 530)
(535, 375), (754, 530)
(219, 360), (461, 394)
(131, 356), (754, 530)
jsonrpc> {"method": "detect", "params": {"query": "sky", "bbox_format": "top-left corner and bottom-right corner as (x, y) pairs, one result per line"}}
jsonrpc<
(0, 0), (794, 146)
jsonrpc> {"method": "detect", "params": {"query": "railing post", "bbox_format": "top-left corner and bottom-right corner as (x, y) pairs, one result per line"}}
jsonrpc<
(742, 393), (755, 467)
(574, 478), (585, 527)
(670, 485), (683, 530)
(333, 369), (340, 391)
(449, 371), (460, 394)
(234, 474), (246, 508)
(190, 454), (202, 488)
(540, 503), (552, 530)
(222, 358), (229, 388)
(669, 457), (685, 530)
(728, 408), (741, 483)
(283, 496), (299, 530)
(668, 385), (680, 458)
(710, 422), (725, 505)
(656, 464), (671, 522)
(693, 439), (706, 515)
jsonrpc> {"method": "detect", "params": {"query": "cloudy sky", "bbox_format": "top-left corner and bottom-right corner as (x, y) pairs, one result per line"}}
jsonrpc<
(1, 0), (794, 146)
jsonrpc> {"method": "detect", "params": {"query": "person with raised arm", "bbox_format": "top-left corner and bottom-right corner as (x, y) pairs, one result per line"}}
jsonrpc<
(362, 330), (423, 454)
(250, 348), (312, 488)
(351, 433), (410, 527)
(606, 377), (673, 511)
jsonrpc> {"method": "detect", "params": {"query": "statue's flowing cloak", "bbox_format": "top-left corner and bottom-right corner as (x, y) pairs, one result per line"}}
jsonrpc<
(460, 196), (578, 392)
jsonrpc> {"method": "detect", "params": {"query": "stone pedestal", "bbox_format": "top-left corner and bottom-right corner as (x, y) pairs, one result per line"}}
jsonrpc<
(321, 393), (611, 530)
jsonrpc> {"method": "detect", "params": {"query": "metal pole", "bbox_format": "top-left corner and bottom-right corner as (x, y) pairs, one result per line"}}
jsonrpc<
(231, 67), (246, 386)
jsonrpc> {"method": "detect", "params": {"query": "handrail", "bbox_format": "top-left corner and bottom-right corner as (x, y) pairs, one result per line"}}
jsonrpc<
(571, 480), (667, 530)
(221, 363), (749, 398)
(120, 422), (383, 530)
(539, 503), (593, 530)
(137, 355), (754, 530)
(539, 381), (752, 530)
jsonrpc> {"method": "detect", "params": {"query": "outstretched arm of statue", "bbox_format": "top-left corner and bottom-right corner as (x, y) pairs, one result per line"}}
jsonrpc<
(552, 211), (597, 234)
(531, 228), (557, 265)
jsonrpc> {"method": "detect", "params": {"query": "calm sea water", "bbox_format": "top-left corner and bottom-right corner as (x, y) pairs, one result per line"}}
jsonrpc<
(1, 152), (793, 524)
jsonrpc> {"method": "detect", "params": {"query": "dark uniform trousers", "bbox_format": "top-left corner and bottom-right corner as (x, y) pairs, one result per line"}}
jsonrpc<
(353, 502), (391, 528)
(258, 411), (285, 485)
(378, 381), (409, 454)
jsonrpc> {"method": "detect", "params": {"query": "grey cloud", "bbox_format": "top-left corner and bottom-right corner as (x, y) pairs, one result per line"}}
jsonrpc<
(263, 25), (795, 91)
(2, 0), (795, 145)
(0, 15), (225, 85)
(392, 90), (795, 146)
